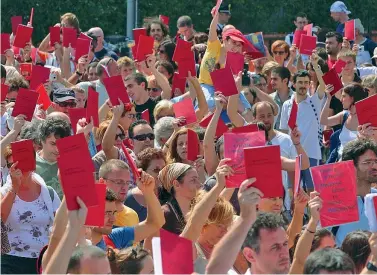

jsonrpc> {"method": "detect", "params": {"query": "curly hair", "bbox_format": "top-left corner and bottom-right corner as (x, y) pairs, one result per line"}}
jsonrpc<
(136, 147), (166, 171)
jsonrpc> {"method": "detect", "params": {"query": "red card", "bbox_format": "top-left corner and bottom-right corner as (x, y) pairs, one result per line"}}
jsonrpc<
(172, 38), (193, 62)
(10, 139), (36, 172)
(62, 27), (77, 48)
(344, 20), (355, 41)
(20, 63), (32, 81)
(173, 98), (197, 125)
(293, 30), (306, 46)
(85, 184), (106, 226)
(13, 25), (33, 48)
(213, 0), (223, 15)
(225, 52), (244, 75)
(133, 28), (147, 47)
(159, 15), (170, 25)
(299, 35), (317, 55)
(210, 66), (239, 97)
(68, 108), (86, 134)
(135, 35), (154, 61)
(1, 84), (9, 102)
(311, 161), (358, 227)
(244, 145), (283, 198)
(332, 59), (347, 74)
(224, 131), (266, 188)
(141, 109), (150, 123)
(78, 32), (93, 41)
(121, 143), (140, 179)
(231, 123), (259, 134)
(103, 75), (130, 105)
(294, 154), (302, 196)
(12, 88), (39, 121)
(57, 133), (97, 210)
(199, 113), (228, 138)
(355, 94), (377, 127)
(303, 23), (313, 36)
(177, 54), (196, 78)
(1, 33), (11, 54)
(171, 73), (187, 97)
(187, 129), (199, 162)
(323, 129), (334, 144)
(160, 229), (194, 274)
(11, 16), (22, 34)
(322, 68), (344, 96)
(29, 65), (50, 90)
(29, 8), (34, 26)
(288, 100), (298, 130)
(36, 84), (52, 111)
(86, 87), (99, 127)
(75, 38), (91, 62)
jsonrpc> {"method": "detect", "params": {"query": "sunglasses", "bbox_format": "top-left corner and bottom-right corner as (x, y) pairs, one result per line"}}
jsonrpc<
(115, 133), (126, 140)
(6, 162), (13, 169)
(57, 101), (77, 108)
(133, 133), (155, 141)
(273, 51), (286, 55)
(147, 87), (161, 92)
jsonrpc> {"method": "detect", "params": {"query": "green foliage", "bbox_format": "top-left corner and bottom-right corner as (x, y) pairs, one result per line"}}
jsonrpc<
(1, 0), (376, 44)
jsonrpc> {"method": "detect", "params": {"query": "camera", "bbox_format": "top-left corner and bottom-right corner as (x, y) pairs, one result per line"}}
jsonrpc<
(241, 63), (250, 87)
(49, 72), (57, 82)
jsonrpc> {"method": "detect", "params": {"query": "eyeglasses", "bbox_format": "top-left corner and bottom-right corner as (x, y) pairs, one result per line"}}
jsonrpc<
(115, 133), (126, 140)
(104, 178), (133, 187)
(6, 162), (13, 169)
(133, 133), (155, 141)
(57, 101), (77, 108)
(273, 51), (286, 55)
(5, 98), (16, 103)
(147, 87), (161, 92)
(360, 160), (377, 166)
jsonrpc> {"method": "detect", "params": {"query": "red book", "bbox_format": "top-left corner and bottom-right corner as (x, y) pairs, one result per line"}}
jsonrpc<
(68, 108), (86, 134)
(86, 87), (99, 127)
(177, 54), (196, 78)
(344, 20), (355, 41)
(293, 30), (306, 46)
(1, 33), (11, 54)
(85, 184), (106, 226)
(294, 154), (302, 196)
(19, 63), (32, 80)
(78, 32), (93, 41)
(103, 75), (130, 105)
(172, 38), (193, 62)
(322, 68), (343, 96)
(323, 129), (334, 144)
(225, 52), (244, 75)
(75, 38), (91, 62)
(224, 131), (266, 188)
(160, 229), (194, 274)
(231, 124), (259, 133)
(355, 94), (377, 127)
(62, 27), (77, 48)
(13, 25), (33, 48)
(141, 109), (150, 123)
(132, 28), (147, 47)
(288, 100), (298, 130)
(135, 35), (154, 61)
(199, 113), (228, 138)
(36, 84), (52, 111)
(12, 88), (39, 121)
(303, 23), (313, 36)
(1, 83), (9, 102)
(311, 161), (359, 227)
(299, 35), (317, 55)
(10, 139), (36, 172)
(171, 72), (186, 97)
(244, 145), (284, 198)
(210, 66), (239, 97)
(332, 59), (347, 74)
(187, 129), (199, 161)
(159, 15), (170, 25)
(121, 143), (140, 179)
(29, 65), (50, 90)
(11, 16), (23, 34)
(173, 98), (197, 126)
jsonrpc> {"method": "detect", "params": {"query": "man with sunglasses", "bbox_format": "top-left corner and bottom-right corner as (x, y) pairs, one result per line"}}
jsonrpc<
(51, 87), (77, 115)
(87, 27), (118, 61)
(128, 120), (155, 155)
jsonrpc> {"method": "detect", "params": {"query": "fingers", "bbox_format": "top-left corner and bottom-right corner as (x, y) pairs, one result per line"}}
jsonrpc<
(76, 196), (88, 210)
(10, 161), (19, 172)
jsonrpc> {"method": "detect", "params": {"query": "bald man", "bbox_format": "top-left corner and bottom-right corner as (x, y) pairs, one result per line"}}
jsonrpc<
(87, 27), (118, 61)
(47, 111), (70, 123)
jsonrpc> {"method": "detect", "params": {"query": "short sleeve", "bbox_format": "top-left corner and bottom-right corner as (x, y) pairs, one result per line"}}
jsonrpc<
(207, 39), (221, 52)
(279, 102), (290, 130)
(108, 226), (135, 249)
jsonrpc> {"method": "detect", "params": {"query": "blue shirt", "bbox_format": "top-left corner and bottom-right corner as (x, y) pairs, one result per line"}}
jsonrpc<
(336, 23), (345, 36)
(95, 227), (135, 250)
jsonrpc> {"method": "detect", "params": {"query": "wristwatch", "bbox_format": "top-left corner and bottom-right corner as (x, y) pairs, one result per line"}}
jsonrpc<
(75, 70), (83, 76)
(367, 262), (377, 272)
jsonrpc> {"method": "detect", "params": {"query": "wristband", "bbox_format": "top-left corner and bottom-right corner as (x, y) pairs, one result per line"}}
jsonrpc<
(306, 228), (315, 234)
(367, 262), (377, 272)
(8, 188), (18, 195)
(75, 70), (83, 76)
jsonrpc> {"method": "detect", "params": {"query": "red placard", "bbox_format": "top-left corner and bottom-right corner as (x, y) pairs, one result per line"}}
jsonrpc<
(294, 154), (302, 196)
(132, 28), (147, 47)
(1, 33), (11, 54)
(29, 65), (50, 90)
(11, 16), (23, 35)
(322, 68), (343, 96)
(172, 38), (193, 62)
(177, 54), (196, 78)
(199, 113), (228, 138)
(62, 27), (77, 48)
(225, 52), (244, 75)
(171, 73), (187, 97)
(288, 100), (298, 130)
(311, 161), (359, 227)
(210, 66), (239, 97)
(323, 129), (334, 144)
(49, 27), (61, 47)
(293, 30), (306, 47)
(187, 129), (200, 162)
(121, 143), (140, 179)
(213, 0), (223, 15)
(68, 108), (86, 134)
(13, 25), (33, 48)
(74, 38), (91, 62)
(141, 109), (150, 123)
(344, 20), (355, 41)
(355, 94), (377, 127)
(231, 124), (259, 134)
(36, 84), (52, 111)
(303, 23), (313, 36)
(135, 35), (154, 61)
(1, 84), (9, 102)
(332, 59), (347, 74)
(86, 87), (99, 127)
(10, 139), (36, 172)
(299, 35), (317, 55)
(172, 98), (197, 126)
(12, 88), (39, 121)
(85, 184), (106, 226)
(159, 15), (170, 25)
(103, 75), (130, 105)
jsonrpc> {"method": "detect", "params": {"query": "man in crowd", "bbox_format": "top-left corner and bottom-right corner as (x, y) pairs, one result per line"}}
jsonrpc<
(67, 246), (111, 274)
(128, 120), (155, 155)
(176, 16), (196, 42)
(354, 19), (377, 66)
(146, 19), (169, 44)
(285, 12), (308, 46)
(87, 27), (118, 61)
(330, 1), (351, 35)
(51, 87), (77, 115)
(325, 31), (343, 68)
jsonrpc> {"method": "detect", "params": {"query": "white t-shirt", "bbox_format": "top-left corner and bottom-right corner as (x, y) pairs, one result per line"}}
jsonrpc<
(357, 66), (377, 79)
(77, 80), (107, 107)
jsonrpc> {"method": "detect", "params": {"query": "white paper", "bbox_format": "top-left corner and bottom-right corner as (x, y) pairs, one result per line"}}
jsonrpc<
(365, 193), (377, 232)
(152, 237), (163, 275)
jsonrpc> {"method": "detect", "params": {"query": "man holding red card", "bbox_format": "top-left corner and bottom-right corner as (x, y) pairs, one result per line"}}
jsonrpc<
(87, 27), (118, 61)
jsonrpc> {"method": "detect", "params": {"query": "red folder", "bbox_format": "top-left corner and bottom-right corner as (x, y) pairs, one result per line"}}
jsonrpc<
(1, 84), (9, 102)
(159, 15), (170, 25)
(225, 52), (244, 75)
(303, 23), (313, 36)
(13, 25), (33, 48)
(10, 139), (36, 172)
(20, 63), (32, 80)
(355, 94), (377, 127)
(173, 38), (193, 62)
(173, 98), (197, 126)
(62, 27), (77, 48)
(103, 75), (130, 105)
(244, 145), (283, 198)
(121, 143), (140, 179)
(323, 129), (334, 144)
(74, 38), (91, 62)
(160, 229), (194, 274)
(187, 129), (200, 161)
(85, 184), (106, 226)
(210, 66), (239, 97)
(299, 35), (317, 55)
(135, 35), (154, 61)
(294, 154), (302, 196)
(171, 73), (187, 97)
(293, 30), (306, 46)
(231, 124), (259, 133)
(86, 87), (99, 127)
(78, 32), (93, 41)
(141, 109), (150, 123)
(288, 100), (298, 130)
(11, 16), (23, 34)
(332, 59), (347, 74)
(344, 20), (355, 41)
(322, 68), (343, 96)
(12, 88), (39, 121)
(29, 65), (50, 90)
(311, 161), (358, 227)
(177, 54), (196, 78)
(68, 108), (86, 134)
(36, 84), (52, 111)
(133, 28), (147, 47)
(1, 33), (11, 54)
(199, 113), (228, 138)
(224, 131), (266, 188)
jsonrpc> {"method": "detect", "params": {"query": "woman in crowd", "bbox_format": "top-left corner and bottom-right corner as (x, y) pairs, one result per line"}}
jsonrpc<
(153, 99), (175, 122)
(108, 246), (154, 274)
(156, 60), (175, 84)
(271, 40), (290, 67)
(362, 75), (377, 97)
(157, 40), (177, 71)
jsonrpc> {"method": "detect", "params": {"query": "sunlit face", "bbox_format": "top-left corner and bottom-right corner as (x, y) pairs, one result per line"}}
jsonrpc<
(125, 79), (146, 102)
(158, 47), (168, 61)
(114, 127), (126, 148)
(224, 38), (243, 54)
(174, 168), (201, 200)
(53, 100), (76, 114)
(176, 134), (188, 160)
(93, 201), (117, 235)
(178, 26), (194, 41)
(258, 197), (284, 214)
(107, 60), (119, 76)
(131, 124), (154, 155)
(145, 158), (166, 182)
(75, 92), (86, 108)
(255, 103), (275, 131)
(88, 66), (98, 81)
(270, 73), (286, 91)
(294, 17), (307, 30)
(119, 107), (136, 132)
(356, 150), (377, 183)
(341, 91), (353, 110)
(120, 65), (134, 80)
(157, 65), (172, 81)
(325, 37), (341, 55)
(272, 47), (288, 65)
(294, 76), (310, 96)
(201, 220), (233, 246)
(103, 168), (131, 202)
(255, 77), (268, 93)
(150, 23), (164, 42)
(41, 134), (60, 162)
(339, 56), (355, 75)
(147, 80), (162, 99)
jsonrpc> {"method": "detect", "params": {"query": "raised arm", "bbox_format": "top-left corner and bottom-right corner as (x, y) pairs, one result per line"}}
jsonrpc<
(286, 189), (308, 248)
(319, 87), (343, 127)
(228, 72), (247, 127)
(102, 101), (123, 160)
(0, 115), (25, 165)
(61, 46), (73, 79)
(311, 52), (326, 96)
(148, 55), (172, 100)
(290, 127), (310, 170)
(208, 10), (220, 42)
(286, 45), (298, 75)
(188, 72), (209, 121)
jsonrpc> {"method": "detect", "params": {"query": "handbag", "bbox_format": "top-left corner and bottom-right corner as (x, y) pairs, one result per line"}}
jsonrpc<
(1, 220), (10, 254)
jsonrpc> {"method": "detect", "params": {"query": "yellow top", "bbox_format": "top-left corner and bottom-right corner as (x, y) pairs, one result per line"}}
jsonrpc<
(199, 39), (222, 85)
(114, 205), (139, 227)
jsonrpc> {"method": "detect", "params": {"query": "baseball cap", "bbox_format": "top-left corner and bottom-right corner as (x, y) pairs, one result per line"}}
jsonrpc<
(330, 1), (351, 14)
(219, 3), (231, 14)
(373, 48), (377, 59)
(222, 28), (244, 43)
(53, 87), (76, 103)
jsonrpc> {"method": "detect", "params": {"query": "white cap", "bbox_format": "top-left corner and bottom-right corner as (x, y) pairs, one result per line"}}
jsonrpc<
(330, 1), (351, 14)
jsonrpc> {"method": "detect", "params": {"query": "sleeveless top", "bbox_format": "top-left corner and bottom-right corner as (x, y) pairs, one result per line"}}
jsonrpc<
(338, 123), (358, 157)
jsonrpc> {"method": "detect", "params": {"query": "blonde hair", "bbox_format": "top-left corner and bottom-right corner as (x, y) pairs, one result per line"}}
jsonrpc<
(153, 99), (174, 121)
(338, 50), (357, 62)
(72, 86), (85, 95)
(60, 13), (80, 32)
(362, 75), (377, 90)
(117, 56), (135, 69)
(95, 120), (125, 143)
(261, 61), (279, 76)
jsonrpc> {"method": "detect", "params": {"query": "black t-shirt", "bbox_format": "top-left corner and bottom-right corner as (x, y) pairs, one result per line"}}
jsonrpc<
(329, 97), (343, 132)
(135, 96), (161, 127)
(94, 47), (118, 61)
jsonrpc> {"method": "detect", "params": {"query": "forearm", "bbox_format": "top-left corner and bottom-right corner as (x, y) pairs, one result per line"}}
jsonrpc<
(39, 34), (51, 52)
(67, 72), (80, 85)
(102, 118), (118, 154)
(99, 102), (110, 122)
(61, 48), (72, 79)
(151, 68), (171, 100)
(0, 130), (20, 151)
(220, 188), (235, 201)
(144, 192), (165, 229)
(227, 95), (244, 127)
(209, 14), (219, 42)
(313, 64), (326, 99)
(203, 111), (221, 175)
(287, 207), (305, 248)
(162, 130), (177, 155)
(0, 191), (16, 222)
(319, 98), (331, 126)
(192, 80), (208, 121)
(294, 144), (310, 170)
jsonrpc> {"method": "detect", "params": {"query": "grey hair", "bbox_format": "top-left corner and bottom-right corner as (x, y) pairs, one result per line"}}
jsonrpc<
(154, 116), (175, 147)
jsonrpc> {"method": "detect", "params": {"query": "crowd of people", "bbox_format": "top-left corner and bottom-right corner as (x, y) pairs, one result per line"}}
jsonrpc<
(1, 0), (377, 274)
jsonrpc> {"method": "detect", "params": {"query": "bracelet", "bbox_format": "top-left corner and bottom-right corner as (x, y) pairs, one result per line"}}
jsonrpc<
(306, 228), (315, 234)
(8, 188), (17, 195)
(75, 70), (83, 76)
(293, 142), (301, 146)
(164, 143), (169, 149)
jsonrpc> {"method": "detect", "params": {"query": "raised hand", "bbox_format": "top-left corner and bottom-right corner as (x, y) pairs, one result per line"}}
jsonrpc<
(13, 114), (26, 133)
(215, 158), (234, 188)
(137, 171), (155, 195)
(9, 162), (22, 192)
(308, 191), (322, 222)
(67, 197), (88, 229)
(238, 178), (263, 217)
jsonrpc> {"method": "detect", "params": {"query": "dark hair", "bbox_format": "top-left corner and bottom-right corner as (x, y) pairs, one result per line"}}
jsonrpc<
(124, 73), (148, 90)
(293, 70), (311, 83)
(177, 16), (192, 28)
(137, 147), (166, 171)
(303, 248), (356, 274)
(20, 120), (43, 147)
(129, 119), (150, 139)
(110, 246), (150, 274)
(315, 47), (328, 61)
(343, 83), (368, 105)
(257, 73), (267, 82)
(68, 245), (107, 273)
(307, 57), (329, 73)
(7, 76), (29, 92)
(342, 138), (377, 166)
(194, 127), (205, 141)
(38, 117), (71, 143)
(106, 188), (118, 202)
(1, 64), (6, 79)
(88, 61), (99, 71)
(194, 32), (209, 44)
(158, 40), (177, 68)
(215, 135), (224, 159)
(242, 212), (286, 253)
(326, 32), (343, 44)
(146, 19), (168, 38)
(156, 60), (175, 83)
(295, 12), (308, 20)
(271, 67), (291, 84)
(341, 230), (371, 273)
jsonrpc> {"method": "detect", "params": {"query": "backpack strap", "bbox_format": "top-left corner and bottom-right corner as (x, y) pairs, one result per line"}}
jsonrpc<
(46, 186), (54, 202)
(341, 111), (350, 127)
(331, 226), (339, 237)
